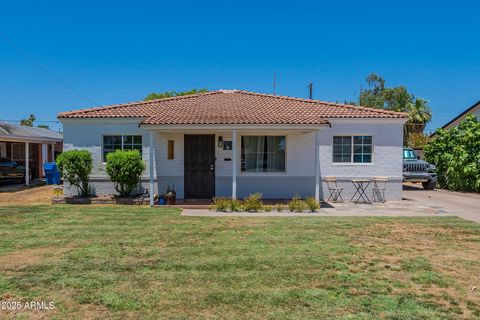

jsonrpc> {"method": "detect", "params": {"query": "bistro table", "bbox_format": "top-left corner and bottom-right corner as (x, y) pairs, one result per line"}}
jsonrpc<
(350, 179), (372, 204)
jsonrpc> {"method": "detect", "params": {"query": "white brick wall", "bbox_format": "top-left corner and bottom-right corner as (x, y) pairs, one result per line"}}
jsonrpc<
(61, 119), (404, 200)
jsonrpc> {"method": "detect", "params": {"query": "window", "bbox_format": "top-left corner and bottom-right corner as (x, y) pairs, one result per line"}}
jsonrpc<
(168, 140), (174, 160)
(333, 136), (372, 163)
(241, 136), (285, 172)
(103, 135), (142, 161)
(333, 136), (352, 163)
(11, 143), (32, 161)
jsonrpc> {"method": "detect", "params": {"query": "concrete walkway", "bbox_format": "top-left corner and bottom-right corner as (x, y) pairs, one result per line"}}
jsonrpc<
(182, 185), (480, 223)
(182, 200), (457, 218)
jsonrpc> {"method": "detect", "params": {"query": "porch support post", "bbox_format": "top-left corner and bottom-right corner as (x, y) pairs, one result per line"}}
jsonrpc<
(25, 142), (30, 186)
(51, 144), (55, 161)
(149, 131), (155, 207)
(315, 130), (320, 201)
(232, 129), (237, 199)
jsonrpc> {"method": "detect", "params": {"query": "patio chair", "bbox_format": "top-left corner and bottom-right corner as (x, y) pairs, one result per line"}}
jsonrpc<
(372, 176), (388, 202)
(325, 176), (344, 202)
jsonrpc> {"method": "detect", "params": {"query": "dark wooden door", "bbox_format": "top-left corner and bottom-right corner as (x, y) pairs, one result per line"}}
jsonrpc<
(184, 135), (215, 199)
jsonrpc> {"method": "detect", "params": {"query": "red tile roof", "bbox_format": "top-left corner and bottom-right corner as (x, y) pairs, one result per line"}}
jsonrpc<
(58, 90), (407, 125)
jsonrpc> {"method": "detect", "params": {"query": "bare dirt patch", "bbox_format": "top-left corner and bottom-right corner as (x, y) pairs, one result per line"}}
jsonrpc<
(0, 185), (54, 206)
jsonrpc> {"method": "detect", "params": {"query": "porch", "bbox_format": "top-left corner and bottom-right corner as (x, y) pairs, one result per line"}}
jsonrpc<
(146, 127), (325, 206)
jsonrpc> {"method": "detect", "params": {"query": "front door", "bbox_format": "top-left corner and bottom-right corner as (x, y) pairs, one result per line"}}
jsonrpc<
(184, 135), (215, 199)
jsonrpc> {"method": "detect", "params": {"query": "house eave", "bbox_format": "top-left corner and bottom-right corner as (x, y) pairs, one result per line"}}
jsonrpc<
(139, 123), (331, 131)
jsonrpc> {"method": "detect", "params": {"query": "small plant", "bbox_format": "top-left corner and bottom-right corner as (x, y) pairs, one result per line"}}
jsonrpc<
(56, 150), (93, 197)
(243, 193), (263, 212)
(211, 198), (230, 212)
(305, 197), (320, 212)
(276, 204), (285, 212)
(229, 199), (244, 212)
(106, 150), (146, 197)
(264, 205), (272, 212)
(288, 195), (307, 213)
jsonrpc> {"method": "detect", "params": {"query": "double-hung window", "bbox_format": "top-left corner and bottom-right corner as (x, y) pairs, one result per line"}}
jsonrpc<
(103, 135), (142, 161)
(241, 136), (285, 172)
(333, 135), (372, 163)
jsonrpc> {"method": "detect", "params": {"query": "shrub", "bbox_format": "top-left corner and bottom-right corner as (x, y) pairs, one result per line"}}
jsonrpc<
(424, 115), (480, 192)
(288, 195), (307, 212)
(243, 193), (263, 212)
(264, 205), (272, 212)
(57, 150), (93, 197)
(229, 199), (244, 212)
(106, 150), (146, 197)
(305, 197), (320, 212)
(211, 198), (230, 212)
(276, 204), (285, 212)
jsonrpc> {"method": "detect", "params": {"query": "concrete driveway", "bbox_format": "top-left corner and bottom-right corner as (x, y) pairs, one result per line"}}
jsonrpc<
(403, 183), (480, 223)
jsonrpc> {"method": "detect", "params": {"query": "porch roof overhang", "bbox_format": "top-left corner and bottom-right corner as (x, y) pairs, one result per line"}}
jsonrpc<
(0, 134), (62, 144)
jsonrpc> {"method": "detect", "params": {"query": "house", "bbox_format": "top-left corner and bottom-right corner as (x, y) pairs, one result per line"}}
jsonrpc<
(431, 100), (480, 136)
(0, 121), (63, 185)
(58, 90), (408, 204)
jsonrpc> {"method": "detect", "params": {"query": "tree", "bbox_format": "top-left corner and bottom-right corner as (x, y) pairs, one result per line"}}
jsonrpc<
(144, 88), (208, 101)
(405, 98), (432, 134)
(358, 73), (432, 145)
(424, 116), (480, 192)
(20, 114), (36, 127)
(105, 150), (145, 197)
(56, 150), (93, 197)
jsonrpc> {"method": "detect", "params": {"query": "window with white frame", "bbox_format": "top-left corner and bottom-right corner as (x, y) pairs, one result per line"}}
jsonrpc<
(103, 135), (142, 161)
(241, 136), (285, 172)
(333, 136), (372, 163)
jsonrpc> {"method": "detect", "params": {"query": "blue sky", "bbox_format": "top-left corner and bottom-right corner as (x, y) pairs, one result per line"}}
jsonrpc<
(1, 0), (479, 132)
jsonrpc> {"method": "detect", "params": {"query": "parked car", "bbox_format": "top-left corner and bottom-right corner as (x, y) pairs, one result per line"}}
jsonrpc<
(0, 157), (29, 183)
(403, 148), (437, 190)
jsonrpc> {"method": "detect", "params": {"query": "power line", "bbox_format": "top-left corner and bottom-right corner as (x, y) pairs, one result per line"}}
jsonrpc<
(0, 32), (99, 106)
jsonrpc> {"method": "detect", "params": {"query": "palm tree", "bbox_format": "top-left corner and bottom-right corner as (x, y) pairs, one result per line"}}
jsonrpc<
(406, 98), (432, 134)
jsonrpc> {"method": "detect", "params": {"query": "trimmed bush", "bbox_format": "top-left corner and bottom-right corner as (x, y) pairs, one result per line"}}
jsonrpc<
(210, 198), (230, 212)
(57, 150), (93, 197)
(288, 196), (307, 212)
(229, 199), (244, 212)
(243, 193), (263, 212)
(106, 150), (146, 197)
(305, 197), (320, 212)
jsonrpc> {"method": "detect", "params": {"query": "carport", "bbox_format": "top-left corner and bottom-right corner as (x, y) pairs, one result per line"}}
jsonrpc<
(0, 121), (62, 186)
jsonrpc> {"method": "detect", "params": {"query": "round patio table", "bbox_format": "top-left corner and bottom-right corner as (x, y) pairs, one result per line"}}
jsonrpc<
(350, 179), (372, 204)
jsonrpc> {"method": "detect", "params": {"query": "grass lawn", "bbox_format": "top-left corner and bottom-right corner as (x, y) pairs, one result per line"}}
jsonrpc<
(0, 205), (479, 319)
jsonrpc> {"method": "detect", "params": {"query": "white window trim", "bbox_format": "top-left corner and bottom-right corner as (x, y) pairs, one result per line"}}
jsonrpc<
(239, 134), (288, 175)
(332, 135), (374, 165)
(11, 143), (33, 162)
(102, 134), (143, 163)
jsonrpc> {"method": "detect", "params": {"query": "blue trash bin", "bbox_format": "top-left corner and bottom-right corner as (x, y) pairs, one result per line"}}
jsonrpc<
(44, 162), (60, 185)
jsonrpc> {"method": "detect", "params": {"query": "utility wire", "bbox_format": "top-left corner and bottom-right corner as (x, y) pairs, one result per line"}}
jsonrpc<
(0, 32), (99, 106)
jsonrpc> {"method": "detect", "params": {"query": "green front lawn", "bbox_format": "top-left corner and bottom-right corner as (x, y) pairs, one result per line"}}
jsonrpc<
(0, 205), (479, 319)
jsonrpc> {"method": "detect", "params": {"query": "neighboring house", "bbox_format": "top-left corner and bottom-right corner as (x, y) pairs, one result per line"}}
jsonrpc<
(0, 121), (63, 185)
(58, 90), (408, 203)
(431, 100), (480, 136)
